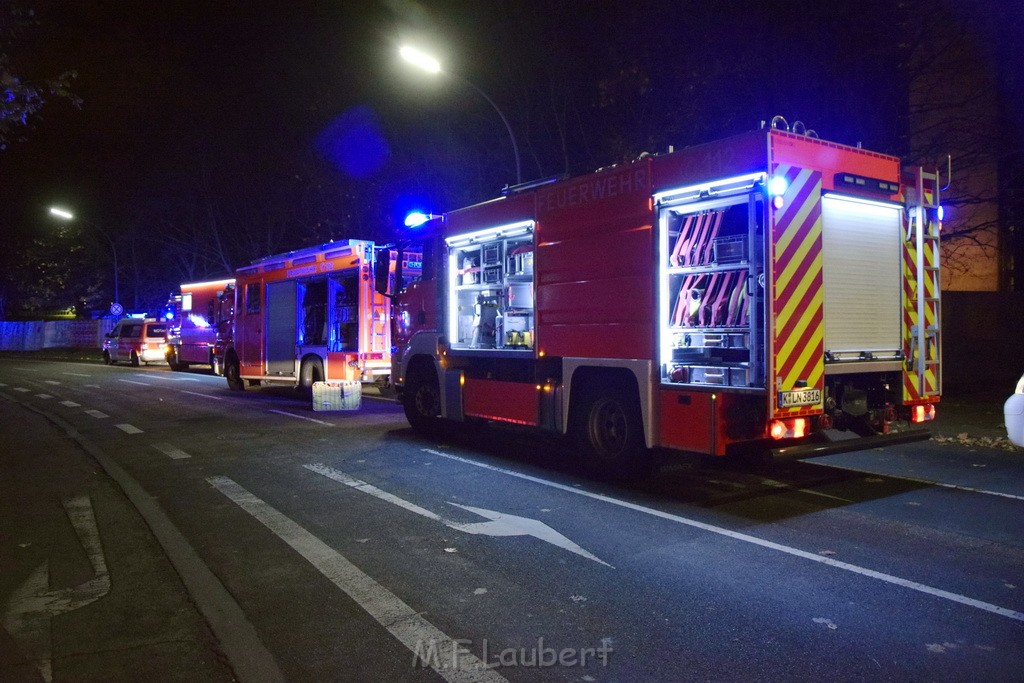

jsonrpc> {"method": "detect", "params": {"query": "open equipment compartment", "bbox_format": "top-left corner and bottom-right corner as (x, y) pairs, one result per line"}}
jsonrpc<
(446, 222), (535, 351)
(659, 187), (766, 389)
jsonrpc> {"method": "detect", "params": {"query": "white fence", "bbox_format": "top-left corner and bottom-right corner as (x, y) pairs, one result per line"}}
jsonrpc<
(0, 319), (117, 351)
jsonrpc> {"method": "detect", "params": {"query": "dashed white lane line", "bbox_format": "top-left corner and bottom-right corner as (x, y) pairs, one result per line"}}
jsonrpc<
(115, 424), (143, 434)
(62, 372), (91, 377)
(43, 380), (61, 385)
(152, 443), (191, 460)
(36, 394), (53, 399)
(13, 387), (30, 393)
(178, 390), (224, 401)
(118, 379), (151, 386)
(0, 382), (6, 386)
(422, 448), (1024, 623)
(208, 476), (506, 683)
(60, 400), (80, 408)
(84, 384), (101, 389)
(268, 409), (333, 426)
(84, 410), (109, 419)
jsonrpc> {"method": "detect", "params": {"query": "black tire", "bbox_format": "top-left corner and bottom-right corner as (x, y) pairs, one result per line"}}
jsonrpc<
(225, 354), (244, 391)
(402, 364), (443, 436)
(574, 381), (649, 479)
(103, 351), (113, 366)
(298, 358), (324, 395)
(167, 348), (185, 371)
(130, 351), (140, 367)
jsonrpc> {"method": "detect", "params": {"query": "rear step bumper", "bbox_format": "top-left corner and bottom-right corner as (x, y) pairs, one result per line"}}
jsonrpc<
(770, 428), (932, 460)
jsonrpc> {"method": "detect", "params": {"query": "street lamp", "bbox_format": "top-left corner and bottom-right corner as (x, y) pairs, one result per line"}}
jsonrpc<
(48, 206), (120, 309)
(399, 45), (522, 185)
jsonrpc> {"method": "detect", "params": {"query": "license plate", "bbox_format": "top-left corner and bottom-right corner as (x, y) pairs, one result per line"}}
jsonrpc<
(779, 388), (821, 408)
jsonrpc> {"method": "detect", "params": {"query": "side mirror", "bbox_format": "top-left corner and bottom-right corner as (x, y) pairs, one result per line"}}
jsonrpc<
(374, 249), (392, 296)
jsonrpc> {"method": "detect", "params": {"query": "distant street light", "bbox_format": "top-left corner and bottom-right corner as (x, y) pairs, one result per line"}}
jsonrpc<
(399, 45), (522, 185)
(48, 206), (120, 309)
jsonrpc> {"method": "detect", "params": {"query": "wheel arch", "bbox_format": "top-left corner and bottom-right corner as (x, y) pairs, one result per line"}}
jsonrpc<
(564, 359), (654, 448)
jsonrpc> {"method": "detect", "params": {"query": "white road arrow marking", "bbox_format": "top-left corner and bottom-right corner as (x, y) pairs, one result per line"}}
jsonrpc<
(208, 476), (507, 683)
(304, 463), (612, 568)
(2, 495), (111, 682)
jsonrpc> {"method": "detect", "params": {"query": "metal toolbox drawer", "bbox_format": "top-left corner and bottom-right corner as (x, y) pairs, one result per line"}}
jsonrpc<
(686, 364), (751, 386)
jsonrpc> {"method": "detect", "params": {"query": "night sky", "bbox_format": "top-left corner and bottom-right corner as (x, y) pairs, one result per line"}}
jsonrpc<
(0, 0), (1019, 311)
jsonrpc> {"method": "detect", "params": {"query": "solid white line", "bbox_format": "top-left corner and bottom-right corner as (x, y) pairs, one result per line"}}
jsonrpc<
(268, 409), (333, 426)
(115, 424), (143, 434)
(145, 374), (201, 382)
(208, 476), (507, 683)
(178, 390), (224, 401)
(306, 464), (444, 521)
(62, 372), (91, 377)
(84, 410), (108, 419)
(118, 379), (151, 386)
(806, 461), (1024, 502)
(152, 443), (191, 460)
(36, 394), (53, 399)
(421, 449), (1024, 623)
(60, 400), (80, 408)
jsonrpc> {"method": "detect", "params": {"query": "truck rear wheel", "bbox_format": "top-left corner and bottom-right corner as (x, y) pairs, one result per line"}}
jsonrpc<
(575, 382), (649, 479)
(225, 354), (244, 391)
(167, 348), (184, 371)
(403, 364), (443, 436)
(130, 351), (140, 367)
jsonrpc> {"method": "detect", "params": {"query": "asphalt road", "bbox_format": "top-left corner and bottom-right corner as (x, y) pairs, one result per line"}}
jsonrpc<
(1, 358), (1022, 681)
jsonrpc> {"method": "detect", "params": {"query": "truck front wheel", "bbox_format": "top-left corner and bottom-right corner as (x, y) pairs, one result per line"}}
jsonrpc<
(225, 354), (244, 391)
(403, 365), (443, 436)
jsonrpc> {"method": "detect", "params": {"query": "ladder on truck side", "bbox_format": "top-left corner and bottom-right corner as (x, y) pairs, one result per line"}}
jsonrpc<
(906, 167), (942, 398)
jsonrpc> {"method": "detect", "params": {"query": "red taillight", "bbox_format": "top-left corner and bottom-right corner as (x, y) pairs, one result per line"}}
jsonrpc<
(770, 418), (808, 440)
(911, 404), (936, 423)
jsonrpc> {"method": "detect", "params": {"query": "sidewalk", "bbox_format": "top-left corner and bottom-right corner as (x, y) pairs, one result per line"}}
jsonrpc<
(0, 396), (233, 682)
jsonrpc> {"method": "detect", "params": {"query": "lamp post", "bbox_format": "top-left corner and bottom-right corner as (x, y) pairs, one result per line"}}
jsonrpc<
(399, 45), (522, 185)
(48, 206), (120, 309)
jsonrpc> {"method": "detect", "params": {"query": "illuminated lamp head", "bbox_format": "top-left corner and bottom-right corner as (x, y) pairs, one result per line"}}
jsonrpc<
(937, 205), (945, 221)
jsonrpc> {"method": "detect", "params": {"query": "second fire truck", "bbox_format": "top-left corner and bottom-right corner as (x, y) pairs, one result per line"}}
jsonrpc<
(379, 123), (943, 473)
(224, 239), (419, 391)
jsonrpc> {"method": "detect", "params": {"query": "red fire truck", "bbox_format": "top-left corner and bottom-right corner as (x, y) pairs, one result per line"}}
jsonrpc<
(378, 124), (943, 473)
(165, 278), (235, 374)
(224, 240), (418, 391)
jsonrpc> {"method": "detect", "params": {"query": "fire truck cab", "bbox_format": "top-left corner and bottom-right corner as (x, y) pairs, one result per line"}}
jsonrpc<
(224, 240), (414, 392)
(383, 125), (943, 474)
